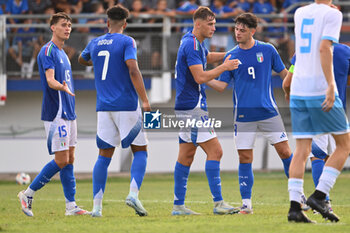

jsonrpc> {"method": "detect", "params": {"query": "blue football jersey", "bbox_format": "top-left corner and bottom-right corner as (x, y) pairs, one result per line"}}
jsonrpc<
(81, 33), (138, 111)
(290, 43), (350, 110)
(175, 32), (209, 111)
(37, 41), (76, 121)
(219, 40), (285, 122)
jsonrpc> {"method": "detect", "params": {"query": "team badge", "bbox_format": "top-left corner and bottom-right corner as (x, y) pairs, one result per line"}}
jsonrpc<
(256, 52), (264, 63)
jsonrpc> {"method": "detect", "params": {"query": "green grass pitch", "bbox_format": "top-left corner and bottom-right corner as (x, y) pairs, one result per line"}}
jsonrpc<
(1, 171), (350, 233)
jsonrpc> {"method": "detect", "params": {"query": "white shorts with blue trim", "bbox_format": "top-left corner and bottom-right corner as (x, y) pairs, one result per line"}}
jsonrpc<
(97, 107), (147, 149)
(175, 108), (216, 145)
(44, 119), (77, 155)
(290, 95), (350, 138)
(309, 134), (335, 159)
(234, 115), (288, 150)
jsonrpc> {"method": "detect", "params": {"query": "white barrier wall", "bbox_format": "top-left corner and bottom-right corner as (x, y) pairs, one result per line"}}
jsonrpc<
(1, 90), (349, 174)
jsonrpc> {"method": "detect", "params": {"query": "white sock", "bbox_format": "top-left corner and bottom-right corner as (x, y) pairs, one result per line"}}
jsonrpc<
(242, 199), (252, 208)
(316, 166), (340, 196)
(288, 178), (303, 203)
(24, 187), (35, 197)
(93, 198), (102, 208)
(66, 201), (77, 210)
(129, 178), (139, 196)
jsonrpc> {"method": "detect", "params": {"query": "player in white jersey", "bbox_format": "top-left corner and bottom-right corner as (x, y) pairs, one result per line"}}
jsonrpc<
(78, 5), (150, 217)
(17, 13), (89, 217)
(283, 0), (350, 223)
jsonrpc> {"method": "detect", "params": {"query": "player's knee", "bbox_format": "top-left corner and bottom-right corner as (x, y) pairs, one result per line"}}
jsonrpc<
(55, 159), (69, 169)
(277, 148), (291, 159)
(238, 152), (252, 163)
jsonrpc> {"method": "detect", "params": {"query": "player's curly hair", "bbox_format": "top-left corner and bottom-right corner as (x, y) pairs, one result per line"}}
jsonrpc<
(49, 12), (72, 26)
(235, 13), (258, 29)
(193, 6), (215, 21)
(107, 4), (129, 21)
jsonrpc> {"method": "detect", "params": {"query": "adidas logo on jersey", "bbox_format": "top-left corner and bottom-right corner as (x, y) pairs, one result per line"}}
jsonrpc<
(280, 132), (286, 138)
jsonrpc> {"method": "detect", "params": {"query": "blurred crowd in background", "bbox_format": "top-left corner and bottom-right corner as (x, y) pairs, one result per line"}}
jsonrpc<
(1, 0), (349, 79)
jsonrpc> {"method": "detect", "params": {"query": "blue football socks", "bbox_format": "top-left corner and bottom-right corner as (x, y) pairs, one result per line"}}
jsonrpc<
(130, 151), (148, 193)
(205, 160), (223, 202)
(60, 164), (76, 202)
(174, 162), (190, 205)
(281, 153), (293, 178)
(239, 163), (254, 200)
(93, 155), (111, 200)
(311, 159), (325, 187)
(29, 160), (61, 191)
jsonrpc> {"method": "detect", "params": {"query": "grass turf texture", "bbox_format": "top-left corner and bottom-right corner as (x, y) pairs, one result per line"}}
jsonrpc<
(1, 171), (350, 233)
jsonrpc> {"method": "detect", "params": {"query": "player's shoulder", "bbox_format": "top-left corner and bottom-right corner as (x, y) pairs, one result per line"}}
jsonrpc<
(256, 40), (277, 51)
(226, 45), (239, 56)
(39, 41), (56, 57)
(334, 43), (350, 56)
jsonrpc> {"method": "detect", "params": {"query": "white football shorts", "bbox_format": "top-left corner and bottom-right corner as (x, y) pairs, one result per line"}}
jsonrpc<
(44, 119), (77, 155)
(309, 134), (335, 159)
(96, 107), (147, 149)
(234, 115), (288, 150)
(175, 108), (217, 145)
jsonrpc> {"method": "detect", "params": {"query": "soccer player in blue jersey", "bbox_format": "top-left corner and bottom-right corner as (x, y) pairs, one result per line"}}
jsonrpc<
(207, 13), (293, 214)
(18, 12), (90, 217)
(78, 5), (150, 217)
(284, 43), (350, 215)
(283, 0), (350, 223)
(172, 6), (240, 216)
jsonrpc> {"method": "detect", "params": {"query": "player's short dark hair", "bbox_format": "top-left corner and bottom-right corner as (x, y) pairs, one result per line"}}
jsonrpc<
(235, 13), (258, 29)
(107, 5), (129, 21)
(49, 12), (72, 26)
(193, 6), (215, 21)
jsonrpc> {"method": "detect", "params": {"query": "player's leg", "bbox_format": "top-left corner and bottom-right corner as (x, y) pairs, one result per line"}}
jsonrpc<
(259, 115), (292, 178)
(125, 144), (148, 217)
(305, 97), (349, 222)
(287, 138), (314, 223)
(18, 119), (70, 217)
(307, 132), (350, 222)
(91, 112), (118, 217)
(235, 121), (257, 214)
(199, 137), (239, 215)
(172, 141), (199, 215)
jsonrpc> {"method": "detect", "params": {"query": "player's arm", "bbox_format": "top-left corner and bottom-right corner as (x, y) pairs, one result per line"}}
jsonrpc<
(347, 75), (350, 86)
(78, 54), (93, 66)
(277, 68), (288, 80)
(283, 69), (293, 102)
(320, 39), (336, 112)
(126, 59), (151, 112)
(190, 55), (239, 84)
(45, 69), (75, 96)
(206, 52), (225, 64)
(206, 79), (228, 92)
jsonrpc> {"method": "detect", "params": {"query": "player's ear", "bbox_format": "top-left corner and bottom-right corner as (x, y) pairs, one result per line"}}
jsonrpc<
(107, 19), (110, 28)
(123, 21), (127, 29)
(50, 24), (55, 32)
(250, 28), (256, 36)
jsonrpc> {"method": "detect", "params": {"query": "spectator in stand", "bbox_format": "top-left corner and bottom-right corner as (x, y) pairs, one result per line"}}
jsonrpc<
(28, 0), (52, 14)
(210, 0), (242, 54)
(6, 0), (29, 26)
(101, 0), (119, 11)
(253, 0), (275, 22)
(52, 0), (81, 14)
(232, 0), (255, 12)
(8, 18), (40, 79)
(127, 0), (150, 28)
(282, 0), (313, 14)
(149, 0), (176, 70)
(176, 0), (198, 33)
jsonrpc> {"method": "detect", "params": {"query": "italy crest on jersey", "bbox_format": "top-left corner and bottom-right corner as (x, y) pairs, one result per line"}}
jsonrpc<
(256, 52), (264, 63)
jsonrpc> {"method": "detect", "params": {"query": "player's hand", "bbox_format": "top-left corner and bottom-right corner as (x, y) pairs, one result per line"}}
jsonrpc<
(142, 101), (151, 112)
(223, 55), (239, 71)
(62, 81), (75, 97)
(322, 84), (335, 112)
